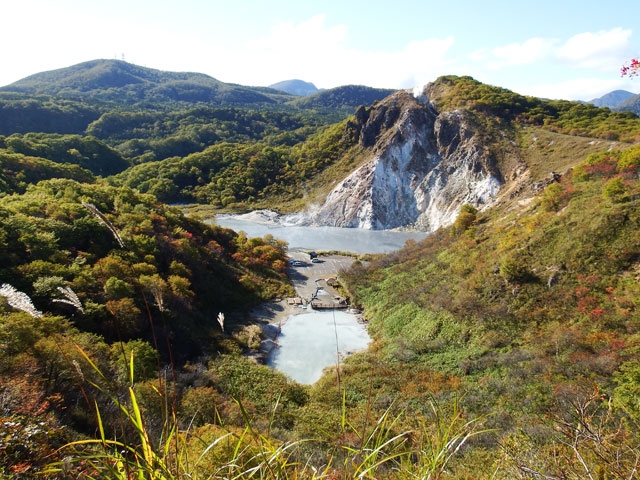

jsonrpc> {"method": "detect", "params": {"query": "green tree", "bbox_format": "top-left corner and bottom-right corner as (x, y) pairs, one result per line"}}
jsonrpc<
(109, 339), (159, 384)
(452, 204), (477, 235)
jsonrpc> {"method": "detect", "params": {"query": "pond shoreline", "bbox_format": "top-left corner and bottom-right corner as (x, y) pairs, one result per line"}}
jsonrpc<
(249, 299), (300, 362)
(248, 251), (366, 366)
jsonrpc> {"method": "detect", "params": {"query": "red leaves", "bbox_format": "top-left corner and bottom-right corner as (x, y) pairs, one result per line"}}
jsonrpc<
(621, 58), (640, 77)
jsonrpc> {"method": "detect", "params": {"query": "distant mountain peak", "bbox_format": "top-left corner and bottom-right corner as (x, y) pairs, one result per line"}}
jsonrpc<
(269, 79), (319, 96)
(2, 58), (222, 94)
(587, 90), (636, 109)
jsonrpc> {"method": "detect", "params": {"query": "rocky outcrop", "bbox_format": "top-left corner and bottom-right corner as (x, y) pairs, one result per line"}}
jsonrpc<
(304, 88), (504, 231)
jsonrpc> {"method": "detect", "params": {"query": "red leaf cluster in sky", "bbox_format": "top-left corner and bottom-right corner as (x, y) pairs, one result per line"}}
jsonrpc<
(621, 58), (640, 77)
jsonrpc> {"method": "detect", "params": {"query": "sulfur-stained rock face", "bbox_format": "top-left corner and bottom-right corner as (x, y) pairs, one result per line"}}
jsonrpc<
(305, 88), (503, 231)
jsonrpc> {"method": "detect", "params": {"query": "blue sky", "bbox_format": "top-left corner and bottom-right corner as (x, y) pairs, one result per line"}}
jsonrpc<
(3, 0), (640, 100)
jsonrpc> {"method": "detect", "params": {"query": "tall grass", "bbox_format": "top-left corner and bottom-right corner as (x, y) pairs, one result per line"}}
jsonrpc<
(395, 396), (490, 479)
(43, 344), (317, 479)
(44, 343), (486, 479)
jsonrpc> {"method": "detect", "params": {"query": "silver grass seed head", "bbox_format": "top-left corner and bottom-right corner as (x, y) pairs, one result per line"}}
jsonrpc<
(0, 283), (43, 319)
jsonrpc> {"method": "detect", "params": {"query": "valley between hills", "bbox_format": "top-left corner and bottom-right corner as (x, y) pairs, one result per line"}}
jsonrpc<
(1, 59), (640, 478)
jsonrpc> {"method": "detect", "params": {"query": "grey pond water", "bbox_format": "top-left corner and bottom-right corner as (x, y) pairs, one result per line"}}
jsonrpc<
(215, 214), (427, 254)
(215, 214), (427, 383)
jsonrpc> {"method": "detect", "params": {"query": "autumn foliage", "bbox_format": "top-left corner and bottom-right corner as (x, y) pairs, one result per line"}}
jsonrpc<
(621, 57), (640, 77)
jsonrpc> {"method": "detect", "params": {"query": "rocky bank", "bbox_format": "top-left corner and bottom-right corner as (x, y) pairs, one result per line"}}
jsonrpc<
(302, 86), (506, 232)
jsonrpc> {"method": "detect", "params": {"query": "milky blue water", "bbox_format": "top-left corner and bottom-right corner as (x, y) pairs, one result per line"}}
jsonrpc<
(267, 309), (370, 384)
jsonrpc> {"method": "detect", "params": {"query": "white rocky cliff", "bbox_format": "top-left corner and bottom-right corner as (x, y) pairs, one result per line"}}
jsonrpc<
(305, 88), (504, 231)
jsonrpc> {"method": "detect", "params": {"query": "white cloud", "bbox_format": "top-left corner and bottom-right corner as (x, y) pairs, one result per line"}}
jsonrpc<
(462, 28), (638, 100)
(517, 76), (638, 101)
(245, 14), (348, 54)
(467, 28), (633, 76)
(556, 27), (633, 70)
(362, 36), (456, 89)
(469, 37), (556, 70)
(216, 15), (456, 89)
(489, 37), (556, 68)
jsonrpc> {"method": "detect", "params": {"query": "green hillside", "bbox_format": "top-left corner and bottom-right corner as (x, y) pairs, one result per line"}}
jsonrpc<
(0, 60), (396, 171)
(0, 92), (101, 134)
(0, 179), (300, 476)
(109, 119), (355, 208)
(0, 59), (292, 105)
(329, 143), (640, 477)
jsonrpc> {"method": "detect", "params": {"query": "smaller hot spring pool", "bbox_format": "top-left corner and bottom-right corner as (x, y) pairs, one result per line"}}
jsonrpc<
(267, 310), (370, 384)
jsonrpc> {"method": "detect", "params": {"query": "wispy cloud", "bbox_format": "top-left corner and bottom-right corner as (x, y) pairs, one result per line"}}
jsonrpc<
(481, 38), (556, 69)
(231, 14), (456, 89)
(245, 14), (348, 54)
(556, 27), (633, 70)
(470, 27), (632, 73)
(464, 27), (637, 99)
(518, 77), (630, 101)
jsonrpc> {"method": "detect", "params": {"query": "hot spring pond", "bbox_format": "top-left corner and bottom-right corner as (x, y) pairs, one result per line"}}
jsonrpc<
(267, 309), (370, 384)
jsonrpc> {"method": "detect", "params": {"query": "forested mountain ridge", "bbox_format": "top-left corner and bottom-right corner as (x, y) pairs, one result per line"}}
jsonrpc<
(0, 59), (395, 111)
(0, 59), (396, 167)
(287, 84), (396, 110)
(0, 59), (293, 105)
